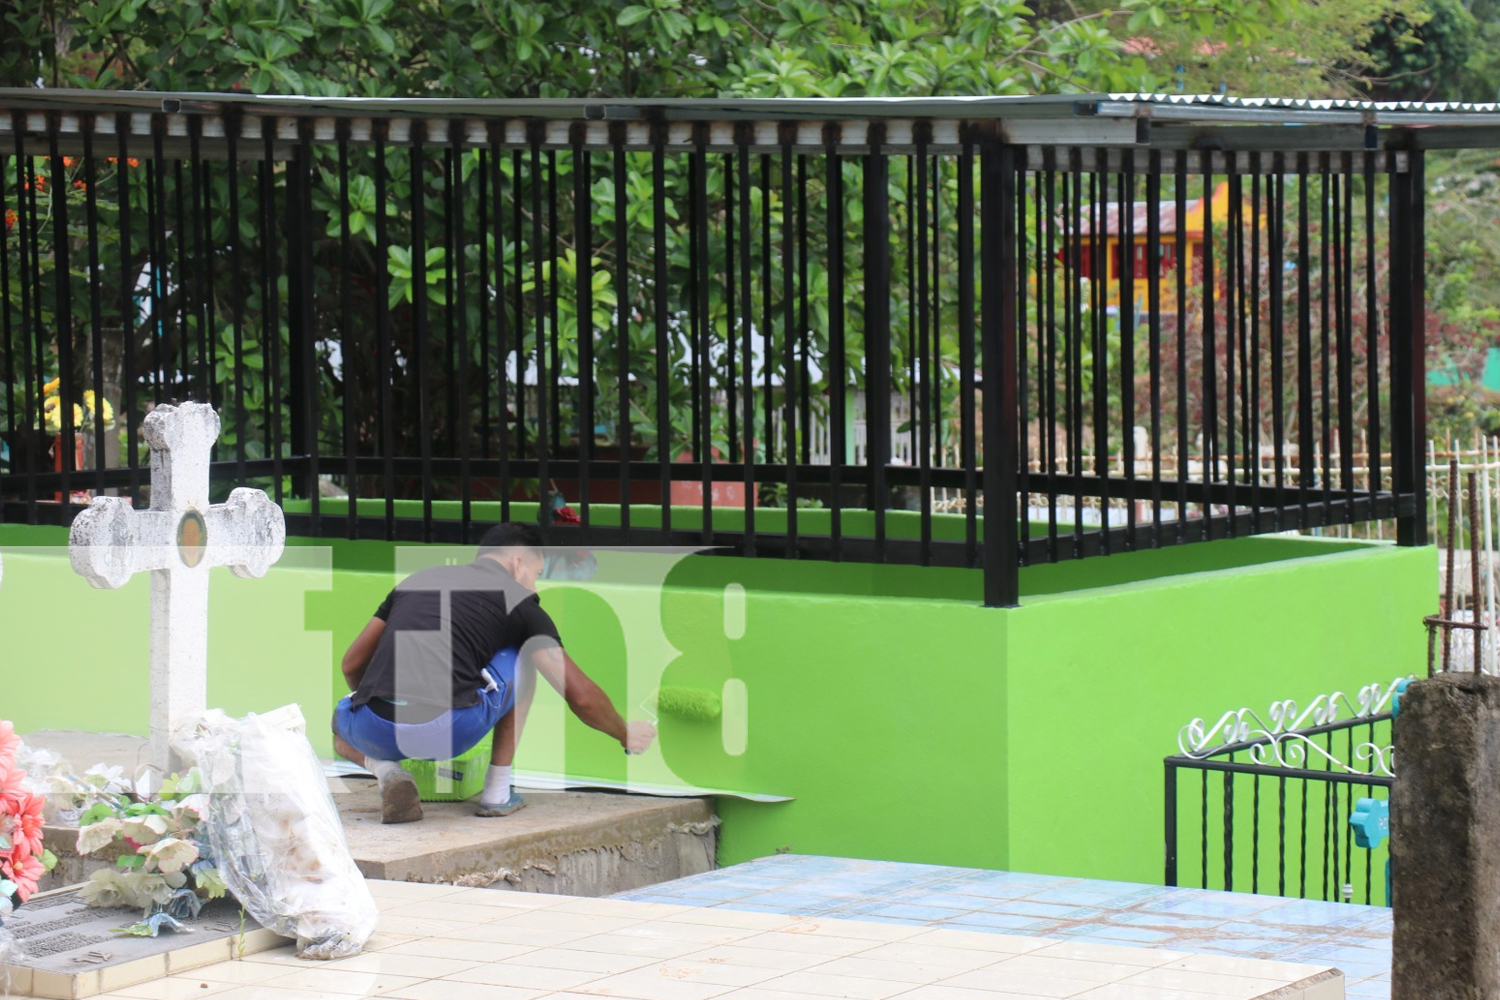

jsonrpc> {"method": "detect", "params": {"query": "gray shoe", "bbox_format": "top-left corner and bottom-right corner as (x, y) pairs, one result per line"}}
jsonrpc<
(474, 791), (526, 817)
(379, 769), (423, 824)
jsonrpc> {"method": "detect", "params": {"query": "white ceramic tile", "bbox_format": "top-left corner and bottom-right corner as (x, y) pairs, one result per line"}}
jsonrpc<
(491, 910), (644, 935)
(570, 971), (738, 1000)
(382, 937), (536, 962)
(320, 952), (486, 979)
(852, 942), (1012, 972)
(611, 923), (753, 947)
(445, 923), (590, 947)
(551, 899), (696, 920)
(1119, 967), (1287, 997)
(1161, 955), (1329, 981)
(784, 920), (926, 943)
(741, 932), (878, 957)
(887, 986), (1058, 1000)
(801, 957), (960, 986)
(726, 989), (862, 1000)
(660, 910), (796, 932)
(444, 961), (607, 990)
(983, 954), (1132, 986)
(937, 966), (1101, 998)
(357, 932), (423, 954)
(364, 881), (468, 902)
(1068, 985), (1226, 1000)
(186, 961), (300, 986)
(905, 930), (1053, 955)
(260, 967), (424, 995)
(758, 970), (914, 1000)
(386, 983), (544, 1000)
(380, 901), (516, 924)
(565, 933), (707, 960)
(107, 978), (239, 999)
(374, 915), (477, 938)
(504, 948), (659, 975)
(206, 986), (365, 1000)
(1029, 942), (1184, 968)
(680, 946), (830, 973)
(631, 959), (783, 988)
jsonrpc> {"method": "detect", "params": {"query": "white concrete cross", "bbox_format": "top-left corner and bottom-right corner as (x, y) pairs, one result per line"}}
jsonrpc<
(69, 402), (286, 771)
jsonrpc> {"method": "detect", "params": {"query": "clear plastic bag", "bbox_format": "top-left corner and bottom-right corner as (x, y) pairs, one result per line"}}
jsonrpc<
(172, 706), (378, 960)
(0, 924), (23, 997)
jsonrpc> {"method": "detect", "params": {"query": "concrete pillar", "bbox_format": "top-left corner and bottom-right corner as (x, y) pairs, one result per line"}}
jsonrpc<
(1391, 672), (1500, 1000)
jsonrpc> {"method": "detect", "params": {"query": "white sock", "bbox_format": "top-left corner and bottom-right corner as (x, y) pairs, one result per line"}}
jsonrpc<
(480, 765), (513, 806)
(365, 757), (402, 781)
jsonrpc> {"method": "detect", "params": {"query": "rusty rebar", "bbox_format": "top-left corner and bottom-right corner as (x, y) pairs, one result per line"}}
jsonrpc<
(1445, 457), (1458, 671)
(1473, 470), (1484, 673)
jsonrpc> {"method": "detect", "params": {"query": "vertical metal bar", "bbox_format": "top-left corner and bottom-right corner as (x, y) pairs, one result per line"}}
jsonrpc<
(489, 125), (511, 523)
(725, 151), (738, 469)
(441, 142), (458, 461)
(1298, 154), (1314, 524)
(980, 129), (1019, 607)
(693, 129), (713, 544)
(1147, 154), (1163, 543)
(1226, 167), (1241, 532)
(82, 123), (106, 497)
(1120, 156), (1136, 548)
(652, 129), (671, 532)
(1336, 157), (1355, 521)
(227, 116), (248, 491)
(294, 125), (318, 531)
(828, 133), (848, 560)
(1270, 155), (1286, 531)
(1252, 774), (1261, 895)
(190, 121), (215, 412)
(799, 153), (812, 469)
(1043, 152), (1059, 559)
(1175, 154), (1188, 540)
(479, 144), (491, 467)
(916, 125), (933, 564)
(1278, 776), (1288, 897)
(958, 140), (977, 566)
(863, 127), (891, 565)
(411, 124), (433, 540)
(1203, 159), (1217, 541)
(530, 128), (551, 526)
(1223, 770), (1235, 893)
(0, 127), (15, 501)
(1069, 150), (1085, 556)
(47, 124), (74, 513)
(173, 157), (189, 400)
(780, 130), (799, 555)
(374, 123), (396, 538)
(116, 115), (140, 499)
(1393, 149), (1425, 545)
(1365, 151), (1382, 510)
(612, 131), (631, 531)
(572, 128), (594, 533)
(259, 124), (282, 506)
(548, 150), (562, 481)
(1250, 159), (1264, 528)
(1164, 762), (1178, 887)
(1320, 155), (1333, 515)
(738, 135), (756, 550)
(454, 122), (472, 543)
(12, 121), (36, 522)
(1090, 152), (1108, 553)
(761, 154), (774, 522)
(337, 121), (357, 538)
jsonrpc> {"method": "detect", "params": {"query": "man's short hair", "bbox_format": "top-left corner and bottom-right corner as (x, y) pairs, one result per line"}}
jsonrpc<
(477, 522), (545, 559)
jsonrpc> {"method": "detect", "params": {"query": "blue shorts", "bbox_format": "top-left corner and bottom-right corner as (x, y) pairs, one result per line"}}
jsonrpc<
(335, 648), (518, 762)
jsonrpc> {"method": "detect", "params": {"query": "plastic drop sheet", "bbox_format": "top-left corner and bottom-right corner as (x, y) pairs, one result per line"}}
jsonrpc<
(173, 707), (378, 960)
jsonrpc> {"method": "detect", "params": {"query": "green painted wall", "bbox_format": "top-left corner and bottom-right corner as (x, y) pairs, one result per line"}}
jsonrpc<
(0, 523), (1430, 885)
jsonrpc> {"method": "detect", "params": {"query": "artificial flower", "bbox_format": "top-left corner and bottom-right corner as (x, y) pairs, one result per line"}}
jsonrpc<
(0, 721), (19, 769)
(2, 852), (45, 901)
(142, 837), (199, 875)
(5, 793), (44, 860)
(76, 816), (121, 854)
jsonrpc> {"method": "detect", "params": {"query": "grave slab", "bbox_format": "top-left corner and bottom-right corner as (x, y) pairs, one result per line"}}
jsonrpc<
(26, 730), (716, 899)
(0, 886), (283, 999)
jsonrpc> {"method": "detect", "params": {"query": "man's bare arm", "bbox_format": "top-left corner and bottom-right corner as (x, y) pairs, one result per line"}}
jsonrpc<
(531, 646), (655, 753)
(342, 618), (386, 691)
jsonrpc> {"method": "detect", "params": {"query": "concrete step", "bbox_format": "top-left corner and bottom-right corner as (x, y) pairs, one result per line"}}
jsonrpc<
(25, 729), (717, 898)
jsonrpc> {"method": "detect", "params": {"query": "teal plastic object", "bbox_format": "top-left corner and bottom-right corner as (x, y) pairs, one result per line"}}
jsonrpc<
(1391, 678), (1411, 719)
(1351, 797), (1390, 850)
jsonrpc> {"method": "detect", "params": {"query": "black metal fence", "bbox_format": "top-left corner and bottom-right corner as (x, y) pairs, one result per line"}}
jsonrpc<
(1165, 713), (1393, 906)
(0, 94), (1429, 604)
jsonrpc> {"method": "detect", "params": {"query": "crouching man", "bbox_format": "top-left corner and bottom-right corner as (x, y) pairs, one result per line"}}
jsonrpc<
(332, 522), (656, 823)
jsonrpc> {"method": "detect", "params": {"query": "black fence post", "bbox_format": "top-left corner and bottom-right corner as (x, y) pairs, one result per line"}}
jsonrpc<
(1165, 761), (1178, 887)
(1392, 142), (1426, 547)
(863, 125), (892, 558)
(979, 125), (1019, 607)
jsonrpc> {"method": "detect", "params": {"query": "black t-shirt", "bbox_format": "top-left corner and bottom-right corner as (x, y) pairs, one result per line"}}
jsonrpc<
(352, 558), (563, 712)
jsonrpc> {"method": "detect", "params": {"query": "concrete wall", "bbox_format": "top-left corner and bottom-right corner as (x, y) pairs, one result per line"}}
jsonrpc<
(0, 522), (1431, 886)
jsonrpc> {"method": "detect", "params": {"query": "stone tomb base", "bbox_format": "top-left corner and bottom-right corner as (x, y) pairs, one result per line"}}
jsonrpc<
(0, 887), (283, 999)
(28, 730), (717, 899)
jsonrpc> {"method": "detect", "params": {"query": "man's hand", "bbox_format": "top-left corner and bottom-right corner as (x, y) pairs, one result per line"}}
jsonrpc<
(623, 720), (657, 755)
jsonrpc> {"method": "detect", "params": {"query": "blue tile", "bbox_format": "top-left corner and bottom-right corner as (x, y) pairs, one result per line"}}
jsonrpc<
(1346, 983), (1390, 1000)
(895, 892), (998, 911)
(863, 903), (978, 923)
(1054, 924), (1177, 945)
(988, 900), (1105, 920)
(943, 910), (1056, 933)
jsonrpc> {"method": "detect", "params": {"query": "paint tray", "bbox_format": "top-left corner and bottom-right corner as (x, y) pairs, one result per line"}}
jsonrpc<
(399, 733), (494, 802)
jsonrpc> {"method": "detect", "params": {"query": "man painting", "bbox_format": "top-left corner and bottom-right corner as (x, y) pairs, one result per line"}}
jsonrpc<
(333, 522), (655, 823)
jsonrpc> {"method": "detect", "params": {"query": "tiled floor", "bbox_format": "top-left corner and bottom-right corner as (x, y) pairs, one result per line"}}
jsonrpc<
(80, 877), (1342, 1000)
(615, 856), (1389, 999)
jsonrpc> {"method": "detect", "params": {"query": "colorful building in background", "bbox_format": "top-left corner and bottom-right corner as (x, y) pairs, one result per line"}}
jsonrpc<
(1065, 179), (1237, 313)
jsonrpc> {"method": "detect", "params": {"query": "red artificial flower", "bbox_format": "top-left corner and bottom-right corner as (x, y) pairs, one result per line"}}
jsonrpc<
(4, 792), (44, 861)
(1, 852), (45, 902)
